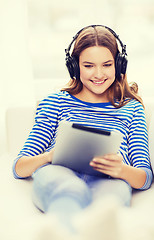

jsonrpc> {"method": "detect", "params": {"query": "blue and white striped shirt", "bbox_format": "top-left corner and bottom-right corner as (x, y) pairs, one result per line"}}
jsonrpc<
(13, 91), (153, 189)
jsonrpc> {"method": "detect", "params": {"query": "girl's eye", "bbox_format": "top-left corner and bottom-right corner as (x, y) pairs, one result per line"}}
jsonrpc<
(84, 65), (93, 68)
(104, 63), (112, 67)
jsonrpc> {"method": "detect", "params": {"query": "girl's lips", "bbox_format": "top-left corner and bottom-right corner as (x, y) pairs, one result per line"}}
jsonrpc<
(90, 79), (107, 85)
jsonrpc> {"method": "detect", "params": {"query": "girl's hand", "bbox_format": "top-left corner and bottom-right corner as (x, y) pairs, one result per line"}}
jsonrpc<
(90, 153), (124, 178)
(46, 148), (55, 163)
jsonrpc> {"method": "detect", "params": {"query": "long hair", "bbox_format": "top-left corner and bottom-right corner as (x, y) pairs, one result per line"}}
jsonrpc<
(62, 26), (143, 108)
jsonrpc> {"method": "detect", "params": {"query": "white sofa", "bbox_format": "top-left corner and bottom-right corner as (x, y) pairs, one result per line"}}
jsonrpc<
(1, 98), (154, 240)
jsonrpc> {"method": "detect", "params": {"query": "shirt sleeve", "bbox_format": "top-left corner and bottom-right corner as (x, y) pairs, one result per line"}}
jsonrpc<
(12, 93), (60, 179)
(128, 102), (153, 190)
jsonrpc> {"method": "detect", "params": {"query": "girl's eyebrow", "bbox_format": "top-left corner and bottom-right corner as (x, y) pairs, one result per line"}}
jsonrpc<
(82, 61), (93, 64)
(82, 60), (114, 64)
(104, 60), (114, 63)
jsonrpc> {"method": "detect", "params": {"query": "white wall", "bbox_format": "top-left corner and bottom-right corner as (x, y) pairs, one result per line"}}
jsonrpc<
(1, 0), (154, 154)
(27, 0), (154, 100)
(0, 0), (35, 154)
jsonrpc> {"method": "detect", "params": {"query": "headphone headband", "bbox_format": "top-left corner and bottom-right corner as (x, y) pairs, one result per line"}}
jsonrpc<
(65, 25), (126, 55)
(65, 25), (128, 80)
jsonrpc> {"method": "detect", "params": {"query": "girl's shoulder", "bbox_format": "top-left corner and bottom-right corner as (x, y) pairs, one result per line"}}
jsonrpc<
(129, 99), (144, 108)
(36, 91), (71, 115)
(122, 98), (145, 116)
(39, 91), (70, 105)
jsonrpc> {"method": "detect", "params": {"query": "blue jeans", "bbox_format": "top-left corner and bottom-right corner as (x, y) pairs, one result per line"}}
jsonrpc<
(32, 165), (132, 214)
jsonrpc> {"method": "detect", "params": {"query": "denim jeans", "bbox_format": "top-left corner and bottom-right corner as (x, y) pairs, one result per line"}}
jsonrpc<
(32, 165), (132, 217)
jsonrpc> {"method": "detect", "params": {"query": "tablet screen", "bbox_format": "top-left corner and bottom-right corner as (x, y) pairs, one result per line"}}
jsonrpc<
(52, 121), (123, 177)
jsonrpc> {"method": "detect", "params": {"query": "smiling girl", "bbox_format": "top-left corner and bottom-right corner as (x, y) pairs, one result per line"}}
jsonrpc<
(74, 46), (115, 103)
(13, 25), (153, 234)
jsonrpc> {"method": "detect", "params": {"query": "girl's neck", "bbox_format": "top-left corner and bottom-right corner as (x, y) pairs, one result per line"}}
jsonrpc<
(73, 91), (109, 104)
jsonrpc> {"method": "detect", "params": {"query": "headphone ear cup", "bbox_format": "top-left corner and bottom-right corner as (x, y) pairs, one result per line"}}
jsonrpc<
(66, 55), (75, 79)
(115, 53), (128, 79)
(121, 55), (128, 75)
(66, 55), (80, 79)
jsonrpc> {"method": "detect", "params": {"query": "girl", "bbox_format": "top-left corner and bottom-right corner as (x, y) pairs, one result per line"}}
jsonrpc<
(13, 25), (153, 233)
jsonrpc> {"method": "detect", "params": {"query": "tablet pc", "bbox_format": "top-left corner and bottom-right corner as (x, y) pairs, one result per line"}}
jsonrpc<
(52, 121), (123, 177)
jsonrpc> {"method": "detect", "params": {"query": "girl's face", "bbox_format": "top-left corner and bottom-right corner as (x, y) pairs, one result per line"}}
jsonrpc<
(78, 46), (115, 103)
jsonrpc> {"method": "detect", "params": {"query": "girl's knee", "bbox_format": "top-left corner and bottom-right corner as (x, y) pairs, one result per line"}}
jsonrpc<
(32, 165), (92, 210)
(63, 176), (92, 203)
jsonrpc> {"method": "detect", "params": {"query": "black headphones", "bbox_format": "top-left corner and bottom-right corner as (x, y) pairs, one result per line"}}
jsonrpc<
(65, 25), (128, 80)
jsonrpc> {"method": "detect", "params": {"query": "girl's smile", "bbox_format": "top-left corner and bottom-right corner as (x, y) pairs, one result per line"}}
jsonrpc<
(90, 79), (107, 85)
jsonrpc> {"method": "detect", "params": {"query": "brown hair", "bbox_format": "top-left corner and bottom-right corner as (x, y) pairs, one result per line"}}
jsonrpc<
(62, 26), (143, 108)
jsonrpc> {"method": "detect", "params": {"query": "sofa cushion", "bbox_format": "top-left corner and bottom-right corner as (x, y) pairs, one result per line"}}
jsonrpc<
(149, 112), (154, 172)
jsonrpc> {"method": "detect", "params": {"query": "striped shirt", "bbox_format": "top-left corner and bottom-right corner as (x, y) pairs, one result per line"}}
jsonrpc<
(13, 91), (153, 189)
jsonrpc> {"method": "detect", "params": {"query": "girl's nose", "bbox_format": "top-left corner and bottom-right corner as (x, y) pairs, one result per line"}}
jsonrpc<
(94, 67), (104, 79)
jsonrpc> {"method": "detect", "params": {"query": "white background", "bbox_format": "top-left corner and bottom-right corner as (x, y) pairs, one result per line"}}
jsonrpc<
(0, 0), (154, 153)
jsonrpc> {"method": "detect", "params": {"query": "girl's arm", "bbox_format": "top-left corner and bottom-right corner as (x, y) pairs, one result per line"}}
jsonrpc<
(15, 149), (54, 178)
(90, 154), (147, 189)
(13, 94), (60, 179)
(120, 163), (147, 189)
(90, 102), (153, 190)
